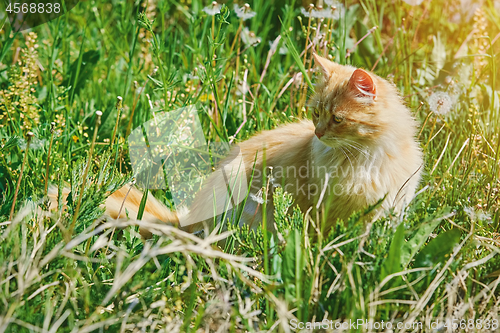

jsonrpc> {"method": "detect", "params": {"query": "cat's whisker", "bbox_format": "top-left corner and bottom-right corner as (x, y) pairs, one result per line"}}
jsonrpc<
(333, 137), (372, 161)
(343, 141), (371, 160)
(340, 146), (354, 172)
(343, 145), (361, 166)
(343, 138), (364, 148)
(341, 138), (368, 151)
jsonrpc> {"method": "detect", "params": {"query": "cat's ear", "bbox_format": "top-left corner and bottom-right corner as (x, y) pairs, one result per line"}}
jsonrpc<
(348, 69), (377, 100)
(313, 53), (337, 78)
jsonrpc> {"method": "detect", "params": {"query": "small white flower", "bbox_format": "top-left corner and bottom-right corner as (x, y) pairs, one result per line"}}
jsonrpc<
(240, 27), (261, 46)
(234, 4), (256, 20)
(402, 0), (424, 5)
(203, 1), (221, 16)
(428, 91), (453, 116)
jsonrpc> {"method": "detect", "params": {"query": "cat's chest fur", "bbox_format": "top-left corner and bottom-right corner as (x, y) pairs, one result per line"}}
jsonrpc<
(305, 135), (401, 223)
(257, 126), (392, 224)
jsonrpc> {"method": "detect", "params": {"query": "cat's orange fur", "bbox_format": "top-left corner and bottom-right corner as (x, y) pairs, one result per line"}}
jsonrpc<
(49, 54), (423, 237)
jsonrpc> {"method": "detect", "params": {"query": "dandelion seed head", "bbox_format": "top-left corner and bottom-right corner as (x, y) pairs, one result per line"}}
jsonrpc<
(240, 27), (261, 46)
(428, 91), (453, 116)
(236, 80), (250, 96)
(234, 4), (256, 20)
(135, 87), (144, 95)
(18, 137), (46, 150)
(451, 0), (481, 23)
(269, 36), (280, 53)
(250, 188), (265, 204)
(268, 36), (287, 55)
(300, 3), (342, 20)
(464, 206), (492, 223)
(278, 44), (288, 55)
(203, 2), (221, 16)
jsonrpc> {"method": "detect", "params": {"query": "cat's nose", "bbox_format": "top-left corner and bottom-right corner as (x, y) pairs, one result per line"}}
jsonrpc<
(315, 129), (325, 139)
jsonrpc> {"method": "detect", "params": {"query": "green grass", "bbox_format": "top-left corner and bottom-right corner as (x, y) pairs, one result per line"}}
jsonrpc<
(1, 0), (500, 331)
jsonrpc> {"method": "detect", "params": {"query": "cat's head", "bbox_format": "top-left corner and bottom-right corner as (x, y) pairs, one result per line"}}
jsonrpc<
(310, 54), (400, 148)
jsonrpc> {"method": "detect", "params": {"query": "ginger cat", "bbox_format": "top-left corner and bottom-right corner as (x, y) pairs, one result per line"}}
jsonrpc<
(50, 54), (423, 237)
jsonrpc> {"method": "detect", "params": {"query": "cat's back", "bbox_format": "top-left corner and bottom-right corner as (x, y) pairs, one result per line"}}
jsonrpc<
(236, 119), (316, 166)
